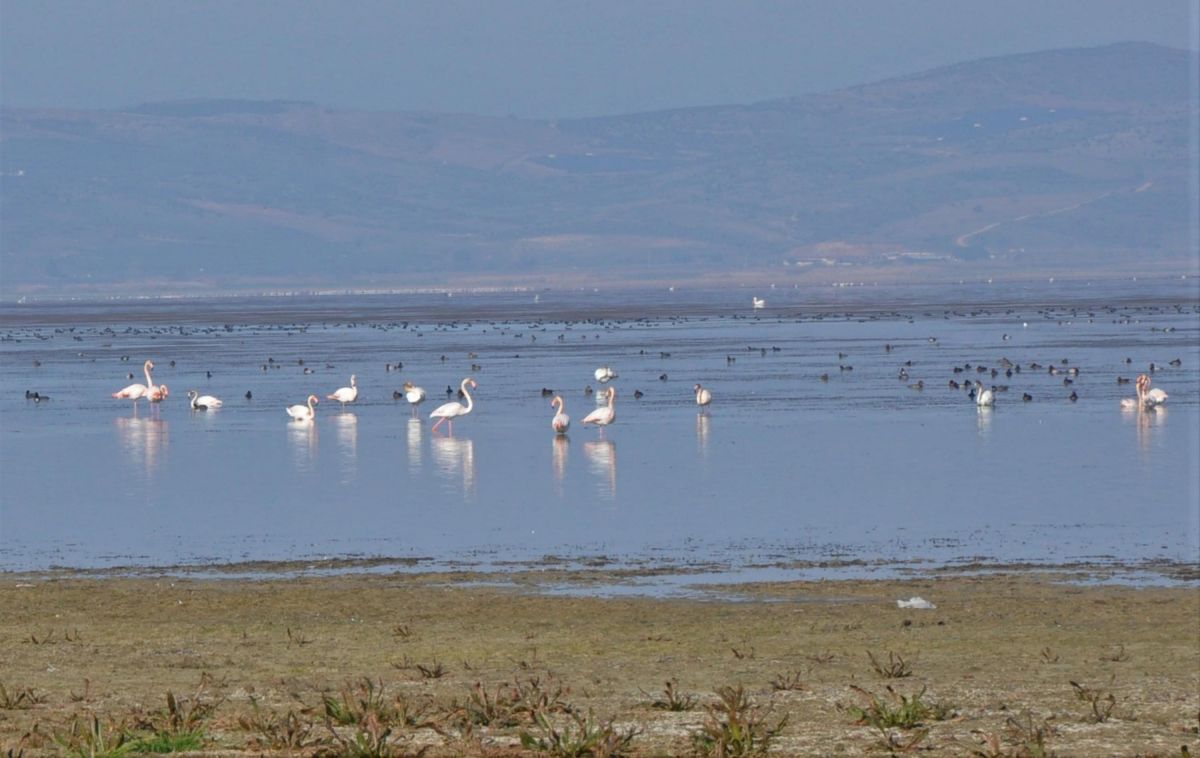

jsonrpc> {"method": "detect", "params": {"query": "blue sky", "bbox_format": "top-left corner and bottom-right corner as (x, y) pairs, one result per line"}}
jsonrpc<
(1, 0), (1197, 117)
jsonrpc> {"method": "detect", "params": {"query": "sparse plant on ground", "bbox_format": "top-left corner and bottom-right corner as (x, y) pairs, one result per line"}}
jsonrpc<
(0, 684), (48, 710)
(55, 714), (134, 758)
(867, 650), (914, 679)
(512, 675), (574, 720)
(690, 685), (788, 757)
(844, 685), (934, 729)
(1069, 679), (1116, 723)
(447, 681), (523, 730)
(238, 698), (324, 751)
(642, 679), (698, 711)
(519, 709), (639, 757)
(769, 670), (806, 692)
(1039, 647), (1059, 664)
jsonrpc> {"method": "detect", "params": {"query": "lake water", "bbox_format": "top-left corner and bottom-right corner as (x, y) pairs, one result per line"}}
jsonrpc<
(2, 279), (1198, 587)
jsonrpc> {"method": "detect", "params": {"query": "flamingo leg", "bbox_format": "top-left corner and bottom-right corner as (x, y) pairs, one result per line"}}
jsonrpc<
(432, 417), (445, 431)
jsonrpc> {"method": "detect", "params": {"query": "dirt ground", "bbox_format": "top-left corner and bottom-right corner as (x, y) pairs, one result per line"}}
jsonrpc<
(1, 568), (1196, 756)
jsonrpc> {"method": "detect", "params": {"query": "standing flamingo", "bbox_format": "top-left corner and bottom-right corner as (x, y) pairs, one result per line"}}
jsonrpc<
(286, 395), (319, 421)
(112, 360), (156, 406)
(327, 374), (358, 407)
(582, 386), (616, 434)
(402, 381), (426, 415)
(550, 395), (570, 434)
(430, 377), (476, 433)
(1140, 374), (1168, 407)
(694, 383), (713, 407)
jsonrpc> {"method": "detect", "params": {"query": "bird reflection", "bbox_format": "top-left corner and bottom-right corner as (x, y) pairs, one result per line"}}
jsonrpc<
(583, 439), (617, 499)
(696, 412), (710, 457)
(432, 435), (476, 497)
(1130, 404), (1167, 461)
(287, 419), (318, 471)
(115, 415), (169, 477)
(975, 405), (993, 437)
(333, 412), (358, 482)
(552, 435), (569, 493)
(406, 417), (423, 472)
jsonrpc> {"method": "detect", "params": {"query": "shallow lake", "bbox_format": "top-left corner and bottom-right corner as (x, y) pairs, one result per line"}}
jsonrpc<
(2, 279), (1197, 587)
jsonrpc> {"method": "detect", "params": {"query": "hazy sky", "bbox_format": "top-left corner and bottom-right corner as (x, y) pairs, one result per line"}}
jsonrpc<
(2, 0), (1197, 118)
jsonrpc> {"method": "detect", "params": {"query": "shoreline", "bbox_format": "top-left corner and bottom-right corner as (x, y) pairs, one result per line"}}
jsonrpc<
(2, 567), (1197, 755)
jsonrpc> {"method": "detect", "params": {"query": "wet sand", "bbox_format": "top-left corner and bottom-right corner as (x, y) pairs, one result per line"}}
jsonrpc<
(1, 568), (1196, 755)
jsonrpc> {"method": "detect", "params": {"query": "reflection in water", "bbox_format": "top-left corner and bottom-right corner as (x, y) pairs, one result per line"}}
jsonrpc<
(115, 416), (169, 478)
(696, 412), (710, 457)
(333, 413), (358, 482)
(406, 418), (423, 472)
(1129, 405), (1167, 461)
(432, 435), (476, 497)
(583, 439), (617, 499)
(287, 420), (318, 471)
(975, 406), (993, 437)
(552, 435), (569, 494)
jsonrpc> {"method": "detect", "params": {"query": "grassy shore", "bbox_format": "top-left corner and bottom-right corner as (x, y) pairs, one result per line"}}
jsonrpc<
(0, 569), (1196, 756)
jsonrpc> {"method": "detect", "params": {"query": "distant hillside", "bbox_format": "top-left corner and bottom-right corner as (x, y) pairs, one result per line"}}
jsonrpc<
(1, 42), (1196, 294)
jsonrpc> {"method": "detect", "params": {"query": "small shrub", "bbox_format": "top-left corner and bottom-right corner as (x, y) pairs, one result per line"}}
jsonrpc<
(1070, 680), (1115, 723)
(642, 679), (698, 711)
(691, 685), (787, 757)
(867, 650), (914, 679)
(519, 709), (639, 758)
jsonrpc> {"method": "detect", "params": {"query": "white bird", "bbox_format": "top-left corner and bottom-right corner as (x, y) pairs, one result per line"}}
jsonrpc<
(186, 389), (223, 410)
(402, 381), (426, 415)
(694, 383), (712, 407)
(430, 377), (476, 433)
(286, 394), (319, 421)
(112, 360), (156, 405)
(1139, 374), (1168, 407)
(974, 381), (994, 407)
(594, 366), (617, 383)
(551, 395), (570, 434)
(327, 374), (358, 407)
(149, 384), (169, 404)
(752, 297), (766, 309)
(582, 386), (616, 432)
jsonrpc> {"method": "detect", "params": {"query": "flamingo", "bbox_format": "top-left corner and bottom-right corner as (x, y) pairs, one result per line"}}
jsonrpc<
(551, 395), (570, 434)
(1140, 373), (1168, 407)
(149, 384), (169, 404)
(112, 360), (156, 405)
(327, 374), (358, 407)
(594, 366), (617, 384)
(186, 389), (223, 410)
(402, 381), (426, 415)
(973, 381), (994, 407)
(752, 297), (766, 309)
(430, 377), (476, 433)
(582, 386), (616, 433)
(286, 394), (319, 421)
(694, 383), (712, 407)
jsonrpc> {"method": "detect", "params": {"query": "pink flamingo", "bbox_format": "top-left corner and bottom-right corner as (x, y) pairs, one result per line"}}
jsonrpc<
(430, 377), (476, 433)
(550, 395), (570, 434)
(581, 386), (616, 435)
(286, 395), (319, 421)
(112, 360), (156, 406)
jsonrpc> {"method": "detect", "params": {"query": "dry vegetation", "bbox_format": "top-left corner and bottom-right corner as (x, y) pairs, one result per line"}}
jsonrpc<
(0, 569), (1196, 756)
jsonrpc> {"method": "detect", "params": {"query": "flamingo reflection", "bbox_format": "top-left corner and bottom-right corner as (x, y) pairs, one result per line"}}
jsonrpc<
(583, 439), (616, 499)
(287, 419), (318, 471)
(975, 405), (993, 437)
(406, 417), (423, 472)
(432, 435), (476, 497)
(696, 412), (710, 457)
(333, 412), (358, 481)
(115, 415), (169, 477)
(552, 435), (569, 493)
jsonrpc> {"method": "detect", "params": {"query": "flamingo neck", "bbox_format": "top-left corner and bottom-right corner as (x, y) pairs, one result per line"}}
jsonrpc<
(144, 363), (155, 388)
(460, 381), (473, 412)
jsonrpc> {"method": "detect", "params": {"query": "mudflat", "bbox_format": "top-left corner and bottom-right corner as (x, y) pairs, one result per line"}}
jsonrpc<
(1, 569), (1196, 755)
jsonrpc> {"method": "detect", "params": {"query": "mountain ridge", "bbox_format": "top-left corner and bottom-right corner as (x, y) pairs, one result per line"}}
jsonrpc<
(1, 42), (1196, 294)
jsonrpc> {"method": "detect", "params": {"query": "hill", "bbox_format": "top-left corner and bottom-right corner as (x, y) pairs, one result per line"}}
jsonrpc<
(1, 42), (1195, 294)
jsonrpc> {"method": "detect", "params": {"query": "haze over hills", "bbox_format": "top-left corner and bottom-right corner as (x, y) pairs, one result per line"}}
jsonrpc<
(0, 42), (1196, 295)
